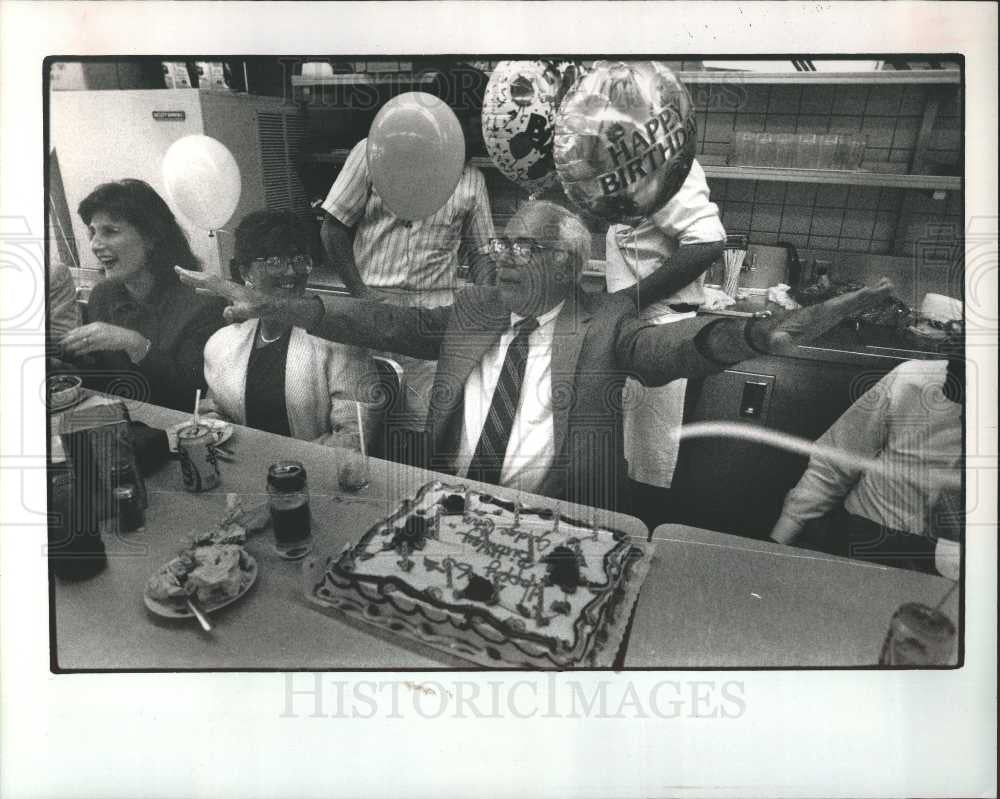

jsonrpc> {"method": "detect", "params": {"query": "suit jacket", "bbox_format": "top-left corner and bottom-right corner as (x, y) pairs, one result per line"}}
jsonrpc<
(204, 320), (379, 450)
(315, 286), (752, 512)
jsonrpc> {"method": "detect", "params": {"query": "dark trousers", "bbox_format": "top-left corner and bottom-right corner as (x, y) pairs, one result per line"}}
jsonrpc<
(800, 506), (941, 575)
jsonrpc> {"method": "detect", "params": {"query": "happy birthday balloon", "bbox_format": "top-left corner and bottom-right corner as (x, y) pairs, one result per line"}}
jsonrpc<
(553, 61), (697, 224)
(482, 61), (563, 193)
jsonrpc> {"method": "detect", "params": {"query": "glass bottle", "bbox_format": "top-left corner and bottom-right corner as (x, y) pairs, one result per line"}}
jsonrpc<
(267, 461), (313, 560)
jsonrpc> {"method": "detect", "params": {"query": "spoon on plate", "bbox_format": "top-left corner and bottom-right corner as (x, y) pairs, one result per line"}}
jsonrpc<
(186, 597), (213, 632)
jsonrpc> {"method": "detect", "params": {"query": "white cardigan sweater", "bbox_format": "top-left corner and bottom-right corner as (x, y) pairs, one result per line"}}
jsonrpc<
(203, 320), (378, 450)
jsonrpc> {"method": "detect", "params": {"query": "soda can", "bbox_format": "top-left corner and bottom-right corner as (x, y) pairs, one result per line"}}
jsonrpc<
(878, 602), (956, 666)
(177, 424), (221, 493)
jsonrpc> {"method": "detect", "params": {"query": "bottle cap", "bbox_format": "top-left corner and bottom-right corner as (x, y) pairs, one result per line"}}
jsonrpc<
(268, 460), (307, 491)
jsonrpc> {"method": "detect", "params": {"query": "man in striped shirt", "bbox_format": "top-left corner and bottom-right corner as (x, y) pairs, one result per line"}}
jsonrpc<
(320, 64), (496, 430)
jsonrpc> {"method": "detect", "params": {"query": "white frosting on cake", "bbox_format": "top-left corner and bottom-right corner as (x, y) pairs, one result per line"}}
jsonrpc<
(335, 482), (635, 656)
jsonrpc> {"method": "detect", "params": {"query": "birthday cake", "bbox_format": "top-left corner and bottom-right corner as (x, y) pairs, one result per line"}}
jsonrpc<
(304, 481), (653, 668)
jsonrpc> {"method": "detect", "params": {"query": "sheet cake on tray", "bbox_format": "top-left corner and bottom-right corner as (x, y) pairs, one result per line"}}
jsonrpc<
(304, 481), (654, 668)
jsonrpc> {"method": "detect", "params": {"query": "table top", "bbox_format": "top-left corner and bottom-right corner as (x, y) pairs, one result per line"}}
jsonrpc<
(52, 397), (959, 670)
(626, 525), (959, 668)
(51, 397), (647, 670)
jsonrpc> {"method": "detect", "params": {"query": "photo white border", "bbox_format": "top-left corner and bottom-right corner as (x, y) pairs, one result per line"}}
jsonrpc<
(2, 3), (996, 797)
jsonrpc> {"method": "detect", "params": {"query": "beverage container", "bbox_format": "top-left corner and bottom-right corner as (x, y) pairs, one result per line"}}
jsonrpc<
(113, 485), (145, 533)
(267, 461), (312, 560)
(177, 424), (221, 493)
(818, 134), (840, 169)
(109, 448), (147, 511)
(846, 134), (867, 170)
(728, 131), (755, 166)
(773, 133), (796, 168)
(878, 602), (956, 666)
(794, 133), (821, 169)
(48, 459), (107, 580)
(754, 132), (777, 167)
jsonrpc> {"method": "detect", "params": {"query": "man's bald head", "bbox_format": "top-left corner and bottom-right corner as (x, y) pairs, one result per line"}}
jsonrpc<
(509, 201), (591, 274)
(498, 201), (593, 317)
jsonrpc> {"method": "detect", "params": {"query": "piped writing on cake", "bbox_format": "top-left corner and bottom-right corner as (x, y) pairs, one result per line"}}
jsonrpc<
(332, 484), (636, 655)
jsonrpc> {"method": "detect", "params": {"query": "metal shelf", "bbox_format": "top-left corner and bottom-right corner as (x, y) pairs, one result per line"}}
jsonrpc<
(303, 151), (959, 191)
(702, 165), (960, 190)
(676, 69), (960, 85)
(291, 74), (436, 88)
(293, 68), (960, 89)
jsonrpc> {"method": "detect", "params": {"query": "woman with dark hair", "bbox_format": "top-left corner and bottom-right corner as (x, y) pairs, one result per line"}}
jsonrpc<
(60, 179), (226, 411)
(202, 209), (380, 450)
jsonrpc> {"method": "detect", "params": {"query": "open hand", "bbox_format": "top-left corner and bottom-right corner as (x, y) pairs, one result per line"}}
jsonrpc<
(174, 266), (270, 323)
(750, 278), (894, 355)
(60, 322), (146, 358)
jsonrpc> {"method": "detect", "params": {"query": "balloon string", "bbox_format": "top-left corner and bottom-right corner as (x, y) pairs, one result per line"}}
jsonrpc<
(630, 227), (640, 308)
(677, 421), (962, 492)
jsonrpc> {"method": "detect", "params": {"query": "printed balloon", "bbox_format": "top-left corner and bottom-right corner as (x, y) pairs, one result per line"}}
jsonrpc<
(553, 61), (697, 224)
(482, 61), (563, 193)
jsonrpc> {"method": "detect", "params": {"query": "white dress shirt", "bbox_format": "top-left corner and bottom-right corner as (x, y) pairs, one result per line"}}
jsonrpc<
(771, 360), (962, 577)
(454, 300), (565, 493)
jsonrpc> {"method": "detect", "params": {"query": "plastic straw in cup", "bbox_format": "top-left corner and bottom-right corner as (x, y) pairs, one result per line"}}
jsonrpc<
(193, 389), (201, 428)
(355, 403), (367, 460)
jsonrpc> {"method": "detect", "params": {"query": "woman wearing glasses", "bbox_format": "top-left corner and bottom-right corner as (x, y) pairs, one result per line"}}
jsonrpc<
(202, 210), (379, 450)
(60, 179), (226, 411)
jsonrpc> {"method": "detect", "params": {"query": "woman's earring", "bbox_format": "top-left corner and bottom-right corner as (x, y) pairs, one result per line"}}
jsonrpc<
(244, 279), (255, 289)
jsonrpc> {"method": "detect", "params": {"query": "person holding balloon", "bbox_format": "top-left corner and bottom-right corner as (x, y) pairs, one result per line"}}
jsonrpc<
(59, 179), (226, 412)
(318, 64), (496, 430)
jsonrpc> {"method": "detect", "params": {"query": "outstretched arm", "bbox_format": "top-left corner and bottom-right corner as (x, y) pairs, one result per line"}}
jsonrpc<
(618, 278), (895, 385)
(174, 266), (448, 361)
(615, 241), (724, 310)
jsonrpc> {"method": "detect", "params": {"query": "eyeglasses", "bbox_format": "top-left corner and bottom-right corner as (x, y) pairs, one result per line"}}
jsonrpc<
(489, 237), (568, 264)
(246, 254), (313, 277)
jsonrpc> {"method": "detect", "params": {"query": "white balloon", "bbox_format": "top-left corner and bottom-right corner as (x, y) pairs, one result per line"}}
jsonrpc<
(162, 135), (242, 231)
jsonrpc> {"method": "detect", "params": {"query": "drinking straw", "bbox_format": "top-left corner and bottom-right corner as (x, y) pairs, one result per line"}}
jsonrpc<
(193, 389), (201, 428)
(355, 403), (367, 460)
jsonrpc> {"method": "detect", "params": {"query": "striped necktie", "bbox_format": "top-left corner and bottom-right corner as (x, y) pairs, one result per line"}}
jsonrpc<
(467, 316), (540, 486)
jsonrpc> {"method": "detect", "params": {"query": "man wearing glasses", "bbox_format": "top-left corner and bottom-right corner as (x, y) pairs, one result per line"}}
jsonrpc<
(202, 210), (378, 450)
(180, 200), (892, 513)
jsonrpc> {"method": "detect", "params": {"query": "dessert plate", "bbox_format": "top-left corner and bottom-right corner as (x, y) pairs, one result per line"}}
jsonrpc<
(166, 418), (234, 453)
(143, 555), (257, 619)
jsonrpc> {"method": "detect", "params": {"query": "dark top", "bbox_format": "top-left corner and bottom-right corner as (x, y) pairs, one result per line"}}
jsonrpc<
(83, 278), (226, 412)
(244, 326), (292, 437)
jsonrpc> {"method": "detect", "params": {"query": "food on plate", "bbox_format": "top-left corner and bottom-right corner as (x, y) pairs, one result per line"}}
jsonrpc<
(306, 481), (654, 669)
(146, 544), (253, 608)
(46, 374), (82, 407)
